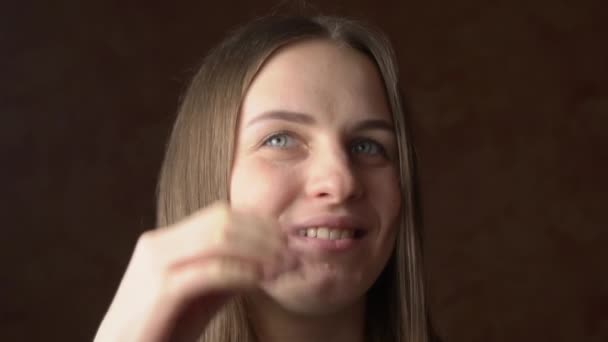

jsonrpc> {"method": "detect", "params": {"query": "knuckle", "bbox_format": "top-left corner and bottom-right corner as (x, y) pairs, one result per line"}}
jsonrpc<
(137, 230), (155, 248)
(212, 218), (234, 247)
(218, 210), (232, 233)
(211, 201), (230, 222)
(135, 230), (158, 259)
(135, 230), (171, 272)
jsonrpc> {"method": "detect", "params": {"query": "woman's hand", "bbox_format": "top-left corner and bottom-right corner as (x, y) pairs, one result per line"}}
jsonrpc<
(93, 202), (297, 342)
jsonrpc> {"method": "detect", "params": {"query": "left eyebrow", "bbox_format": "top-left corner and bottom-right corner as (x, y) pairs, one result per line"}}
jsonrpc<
(245, 110), (316, 127)
(245, 109), (394, 133)
(352, 119), (395, 134)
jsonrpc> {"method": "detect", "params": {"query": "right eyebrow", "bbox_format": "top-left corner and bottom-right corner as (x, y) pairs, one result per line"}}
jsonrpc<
(245, 110), (317, 127)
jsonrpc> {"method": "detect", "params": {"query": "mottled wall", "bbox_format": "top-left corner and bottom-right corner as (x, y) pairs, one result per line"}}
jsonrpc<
(2, 0), (606, 341)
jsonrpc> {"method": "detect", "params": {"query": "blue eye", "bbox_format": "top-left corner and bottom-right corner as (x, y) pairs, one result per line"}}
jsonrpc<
(263, 133), (295, 149)
(351, 139), (385, 156)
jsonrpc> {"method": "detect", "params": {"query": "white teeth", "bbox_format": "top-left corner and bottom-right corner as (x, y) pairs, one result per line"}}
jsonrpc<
(316, 227), (329, 239)
(306, 228), (317, 238)
(299, 227), (357, 240)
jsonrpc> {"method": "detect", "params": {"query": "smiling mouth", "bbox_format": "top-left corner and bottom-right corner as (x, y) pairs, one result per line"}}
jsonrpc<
(296, 226), (366, 240)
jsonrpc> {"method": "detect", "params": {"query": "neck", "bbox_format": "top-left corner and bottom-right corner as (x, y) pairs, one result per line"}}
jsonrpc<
(245, 293), (366, 342)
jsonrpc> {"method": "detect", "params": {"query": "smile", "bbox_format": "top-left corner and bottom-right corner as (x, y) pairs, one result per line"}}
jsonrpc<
(296, 227), (365, 240)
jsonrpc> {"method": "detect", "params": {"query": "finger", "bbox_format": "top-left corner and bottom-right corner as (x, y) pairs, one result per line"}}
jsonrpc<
(166, 256), (263, 303)
(179, 238), (299, 279)
(153, 203), (289, 268)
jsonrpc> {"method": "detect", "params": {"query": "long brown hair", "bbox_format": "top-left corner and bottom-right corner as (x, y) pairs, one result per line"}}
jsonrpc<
(157, 15), (429, 342)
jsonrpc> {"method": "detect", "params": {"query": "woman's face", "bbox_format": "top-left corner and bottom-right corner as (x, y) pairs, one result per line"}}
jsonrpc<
(230, 39), (400, 314)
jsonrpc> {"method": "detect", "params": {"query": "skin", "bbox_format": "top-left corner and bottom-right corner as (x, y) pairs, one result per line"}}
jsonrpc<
(94, 39), (400, 342)
(231, 39), (401, 341)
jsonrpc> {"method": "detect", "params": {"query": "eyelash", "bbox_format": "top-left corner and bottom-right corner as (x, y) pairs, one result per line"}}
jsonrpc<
(350, 138), (387, 157)
(261, 132), (387, 157)
(262, 131), (296, 149)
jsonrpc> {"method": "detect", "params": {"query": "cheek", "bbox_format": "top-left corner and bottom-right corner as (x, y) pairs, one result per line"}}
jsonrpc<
(230, 159), (298, 215)
(366, 168), (401, 228)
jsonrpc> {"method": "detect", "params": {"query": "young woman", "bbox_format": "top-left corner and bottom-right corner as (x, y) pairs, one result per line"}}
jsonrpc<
(95, 15), (434, 342)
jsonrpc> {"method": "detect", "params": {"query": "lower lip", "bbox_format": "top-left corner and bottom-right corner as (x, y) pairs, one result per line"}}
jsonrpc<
(289, 234), (363, 253)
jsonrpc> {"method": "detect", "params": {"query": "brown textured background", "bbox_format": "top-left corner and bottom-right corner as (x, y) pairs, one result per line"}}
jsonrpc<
(2, 0), (607, 341)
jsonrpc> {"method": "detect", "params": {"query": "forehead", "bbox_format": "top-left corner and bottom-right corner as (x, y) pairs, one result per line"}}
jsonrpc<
(240, 39), (392, 125)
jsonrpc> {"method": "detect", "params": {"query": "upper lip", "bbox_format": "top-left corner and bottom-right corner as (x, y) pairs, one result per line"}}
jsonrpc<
(284, 214), (367, 235)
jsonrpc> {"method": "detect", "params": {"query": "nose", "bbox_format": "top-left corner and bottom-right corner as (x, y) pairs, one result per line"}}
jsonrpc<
(304, 143), (363, 204)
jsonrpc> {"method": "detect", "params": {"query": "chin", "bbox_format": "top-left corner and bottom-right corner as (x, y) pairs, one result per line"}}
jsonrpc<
(260, 265), (370, 315)
(265, 288), (363, 316)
